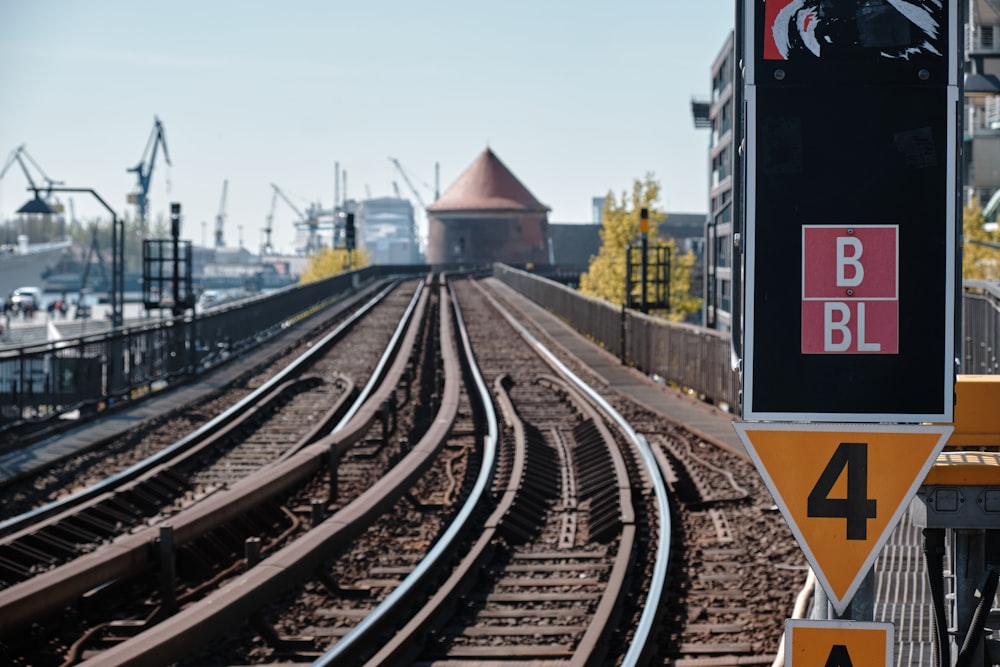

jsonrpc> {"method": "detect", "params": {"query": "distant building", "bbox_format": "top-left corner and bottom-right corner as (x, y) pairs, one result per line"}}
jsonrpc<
(591, 197), (605, 225)
(694, 30), (736, 333)
(357, 197), (421, 264)
(547, 224), (602, 271)
(967, 0), (1000, 216)
(427, 148), (550, 265)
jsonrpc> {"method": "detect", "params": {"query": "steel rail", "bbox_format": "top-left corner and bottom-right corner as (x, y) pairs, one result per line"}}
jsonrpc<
(359, 372), (527, 667)
(474, 279), (673, 666)
(358, 277), (639, 666)
(0, 373), (350, 589)
(363, 363), (638, 667)
(0, 279), (401, 538)
(74, 277), (459, 666)
(330, 274), (427, 431)
(312, 276), (500, 666)
(0, 279), (428, 639)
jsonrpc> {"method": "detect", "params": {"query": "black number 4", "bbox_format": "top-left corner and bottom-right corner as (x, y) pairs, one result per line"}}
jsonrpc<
(807, 442), (877, 540)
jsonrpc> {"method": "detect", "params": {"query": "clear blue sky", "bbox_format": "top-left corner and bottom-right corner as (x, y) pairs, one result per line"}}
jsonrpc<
(0, 1), (735, 255)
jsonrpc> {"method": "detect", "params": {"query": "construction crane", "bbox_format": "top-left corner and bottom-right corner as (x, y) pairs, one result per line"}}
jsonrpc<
(388, 157), (432, 256)
(388, 157), (431, 211)
(271, 183), (324, 254)
(261, 187), (278, 256)
(127, 116), (170, 231)
(214, 179), (228, 248)
(0, 144), (65, 209)
(271, 183), (306, 221)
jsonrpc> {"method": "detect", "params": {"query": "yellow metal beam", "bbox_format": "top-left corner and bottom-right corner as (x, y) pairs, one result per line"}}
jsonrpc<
(946, 375), (1000, 448)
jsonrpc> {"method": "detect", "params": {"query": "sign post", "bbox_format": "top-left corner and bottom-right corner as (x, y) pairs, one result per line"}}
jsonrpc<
(734, 423), (952, 615)
(784, 619), (894, 666)
(742, 0), (959, 423)
(737, 0), (961, 632)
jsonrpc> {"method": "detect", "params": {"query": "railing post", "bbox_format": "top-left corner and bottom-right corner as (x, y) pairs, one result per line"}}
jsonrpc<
(620, 304), (627, 364)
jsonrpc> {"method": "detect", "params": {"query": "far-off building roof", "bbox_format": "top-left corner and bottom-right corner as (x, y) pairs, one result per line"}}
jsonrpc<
(428, 148), (549, 213)
(426, 148), (550, 265)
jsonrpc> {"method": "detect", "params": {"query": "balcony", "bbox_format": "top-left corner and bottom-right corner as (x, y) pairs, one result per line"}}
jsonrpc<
(968, 24), (1000, 55)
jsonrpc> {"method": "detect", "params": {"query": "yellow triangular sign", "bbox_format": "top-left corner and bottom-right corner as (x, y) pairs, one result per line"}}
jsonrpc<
(734, 423), (951, 615)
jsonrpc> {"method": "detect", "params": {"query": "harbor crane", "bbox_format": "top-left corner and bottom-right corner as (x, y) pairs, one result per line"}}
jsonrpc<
(214, 179), (228, 248)
(127, 116), (170, 232)
(271, 183), (324, 254)
(388, 157), (433, 254)
(1, 144), (65, 210)
(388, 157), (432, 210)
(261, 187), (278, 256)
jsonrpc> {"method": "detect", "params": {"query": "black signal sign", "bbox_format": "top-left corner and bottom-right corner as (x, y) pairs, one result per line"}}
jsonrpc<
(741, 0), (958, 422)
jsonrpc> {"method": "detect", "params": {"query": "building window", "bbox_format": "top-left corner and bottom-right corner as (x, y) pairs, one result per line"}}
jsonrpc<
(712, 146), (731, 188)
(720, 278), (731, 312)
(982, 25), (995, 49)
(716, 232), (732, 269)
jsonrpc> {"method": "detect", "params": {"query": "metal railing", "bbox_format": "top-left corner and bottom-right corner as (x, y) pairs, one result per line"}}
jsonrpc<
(0, 266), (425, 445)
(961, 280), (1000, 374)
(494, 265), (1000, 414)
(7, 263), (996, 437)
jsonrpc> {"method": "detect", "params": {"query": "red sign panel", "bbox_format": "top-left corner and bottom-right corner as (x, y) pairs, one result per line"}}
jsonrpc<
(761, 0), (947, 62)
(801, 225), (898, 354)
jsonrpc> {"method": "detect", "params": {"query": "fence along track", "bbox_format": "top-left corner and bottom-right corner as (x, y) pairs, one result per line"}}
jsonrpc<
(74, 277), (460, 667)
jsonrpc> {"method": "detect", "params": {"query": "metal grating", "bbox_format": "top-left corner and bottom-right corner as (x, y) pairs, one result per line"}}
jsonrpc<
(873, 507), (938, 667)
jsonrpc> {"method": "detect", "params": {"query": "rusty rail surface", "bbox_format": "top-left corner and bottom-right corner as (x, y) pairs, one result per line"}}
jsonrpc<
(60, 278), (458, 666)
(313, 277), (501, 665)
(0, 280), (401, 538)
(475, 278), (673, 667)
(0, 279), (429, 642)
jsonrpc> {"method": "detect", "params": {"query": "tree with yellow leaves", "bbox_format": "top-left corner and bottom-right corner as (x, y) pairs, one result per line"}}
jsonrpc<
(299, 247), (370, 283)
(963, 199), (1000, 281)
(578, 175), (701, 322)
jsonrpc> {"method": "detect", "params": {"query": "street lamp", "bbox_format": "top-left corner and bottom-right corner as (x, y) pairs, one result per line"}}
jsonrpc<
(18, 186), (125, 328)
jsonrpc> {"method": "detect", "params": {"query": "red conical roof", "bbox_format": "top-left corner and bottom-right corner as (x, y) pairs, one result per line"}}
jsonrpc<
(428, 148), (549, 213)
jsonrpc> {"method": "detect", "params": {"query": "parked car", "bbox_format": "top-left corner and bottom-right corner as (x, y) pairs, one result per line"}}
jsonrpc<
(9, 286), (43, 310)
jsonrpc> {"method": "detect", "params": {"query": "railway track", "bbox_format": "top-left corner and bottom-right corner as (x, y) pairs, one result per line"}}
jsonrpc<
(0, 279), (404, 526)
(0, 278), (434, 660)
(0, 273), (803, 666)
(480, 277), (808, 663)
(0, 280), (423, 584)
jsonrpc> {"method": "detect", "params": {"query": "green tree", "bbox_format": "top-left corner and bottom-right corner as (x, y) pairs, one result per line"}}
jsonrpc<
(964, 198), (1000, 280)
(299, 247), (370, 283)
(579, 175), (701, 322)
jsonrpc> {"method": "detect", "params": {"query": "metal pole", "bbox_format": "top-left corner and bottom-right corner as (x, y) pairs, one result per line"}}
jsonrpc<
(625, 243), (633, 310)
(111, 211), (119, 327)
(171, 204), (181, 315)
(640, 207), (649, 314)
(114, 213), (123, 328)
(27, 187), (123, 327)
